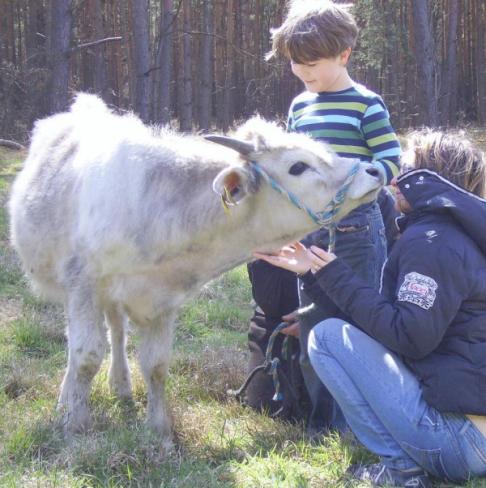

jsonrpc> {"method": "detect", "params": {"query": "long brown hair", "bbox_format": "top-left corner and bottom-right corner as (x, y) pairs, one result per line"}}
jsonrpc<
(406, 129), (486, 197)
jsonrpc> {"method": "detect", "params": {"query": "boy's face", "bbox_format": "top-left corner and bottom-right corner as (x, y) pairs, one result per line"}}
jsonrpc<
(290, 49), (351, 93)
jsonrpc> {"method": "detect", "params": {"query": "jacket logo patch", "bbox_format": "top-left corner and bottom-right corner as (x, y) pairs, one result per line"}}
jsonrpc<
(397, 272), (437, 310)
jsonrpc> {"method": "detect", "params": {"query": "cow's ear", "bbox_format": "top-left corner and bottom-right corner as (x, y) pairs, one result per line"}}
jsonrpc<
(212, 166), (252, 205)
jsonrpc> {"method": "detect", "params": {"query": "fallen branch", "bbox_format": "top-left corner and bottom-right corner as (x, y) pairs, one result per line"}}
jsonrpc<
(72, 37), (123, 52)
(0, 139), (26, 151)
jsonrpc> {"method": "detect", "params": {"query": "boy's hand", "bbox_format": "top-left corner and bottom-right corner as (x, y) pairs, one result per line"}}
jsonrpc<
(253, 242), (312, 275)
(307, 245), (337, 274)
(281, 311), (300, 337)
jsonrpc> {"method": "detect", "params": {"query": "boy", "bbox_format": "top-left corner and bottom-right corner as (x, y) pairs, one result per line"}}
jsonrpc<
(248, 0), (401, 437)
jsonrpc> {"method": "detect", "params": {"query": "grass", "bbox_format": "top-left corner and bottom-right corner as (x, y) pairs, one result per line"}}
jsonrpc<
(1, 141), (486, 488)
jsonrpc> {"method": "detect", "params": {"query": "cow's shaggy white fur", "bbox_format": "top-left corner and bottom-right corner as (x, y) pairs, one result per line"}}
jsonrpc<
(9, 94), (382, 439)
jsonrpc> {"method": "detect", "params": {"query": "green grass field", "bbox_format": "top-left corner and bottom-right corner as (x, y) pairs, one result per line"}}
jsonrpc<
(1, 143), (486, 487)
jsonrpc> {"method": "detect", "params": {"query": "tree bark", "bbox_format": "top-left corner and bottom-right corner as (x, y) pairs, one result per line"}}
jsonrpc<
(26, 0), (46, 69)
(155, 0), (175, 125)
(130, 0), (151, 122)
(440, 0), (459, 125)
(411, 0), (439, 126)
(221, 0), (234, 131)
(179, 0), (193, 132)
(477, 1), (486, 124)
(198, 0), (213, 131)
(49, 0), (72, 113)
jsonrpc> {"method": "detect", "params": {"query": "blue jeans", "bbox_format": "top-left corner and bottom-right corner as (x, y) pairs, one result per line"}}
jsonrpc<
(308, 319), (486, 483)
(298, 202), (386, 435)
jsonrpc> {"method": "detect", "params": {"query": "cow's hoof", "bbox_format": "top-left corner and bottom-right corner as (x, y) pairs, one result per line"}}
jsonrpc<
(110, 385), (133, 401)
(147, 416), (172, 438)
(57, 405), (93, 436)
(109, 374), (132, 400)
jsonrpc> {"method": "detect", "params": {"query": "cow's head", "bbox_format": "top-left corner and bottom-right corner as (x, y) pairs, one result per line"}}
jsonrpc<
(207, 118), (383, 234)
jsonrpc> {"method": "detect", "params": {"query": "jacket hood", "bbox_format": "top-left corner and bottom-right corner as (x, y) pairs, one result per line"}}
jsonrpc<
(396, 169), (486, 255)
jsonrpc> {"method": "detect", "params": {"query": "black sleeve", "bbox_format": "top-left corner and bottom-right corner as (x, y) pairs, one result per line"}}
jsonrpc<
(247, 260), (299, 320)
(299, 270), (340, 316)
(312, 240), (468, 359)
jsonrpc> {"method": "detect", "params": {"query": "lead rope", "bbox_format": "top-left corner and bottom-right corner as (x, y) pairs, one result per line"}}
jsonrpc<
(227, 321), (302, 417)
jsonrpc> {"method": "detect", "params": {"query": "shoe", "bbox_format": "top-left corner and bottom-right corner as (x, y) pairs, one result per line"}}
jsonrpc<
(348, 462), (432, 487)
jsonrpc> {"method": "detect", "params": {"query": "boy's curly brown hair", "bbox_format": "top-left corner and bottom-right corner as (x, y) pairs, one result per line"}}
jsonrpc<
(267, 0), (358, 63)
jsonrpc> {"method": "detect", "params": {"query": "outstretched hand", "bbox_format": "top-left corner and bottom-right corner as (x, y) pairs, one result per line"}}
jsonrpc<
(253, 242), (337, 275)
(253, 241), (312, 275)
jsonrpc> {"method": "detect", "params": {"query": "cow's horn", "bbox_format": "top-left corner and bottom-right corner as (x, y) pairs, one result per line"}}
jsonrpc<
(204, 135), (254, 156)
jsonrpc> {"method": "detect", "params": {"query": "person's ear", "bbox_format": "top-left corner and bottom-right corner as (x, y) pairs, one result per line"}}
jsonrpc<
(340, 47), (352, 66)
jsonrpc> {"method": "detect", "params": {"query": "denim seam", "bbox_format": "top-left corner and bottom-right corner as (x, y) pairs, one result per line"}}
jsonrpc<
(444, 416), (471, 478)
(463, 421), (486, 465)
(400, 441), (449, 480)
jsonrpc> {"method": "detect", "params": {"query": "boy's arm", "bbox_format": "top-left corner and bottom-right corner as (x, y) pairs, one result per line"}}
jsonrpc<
(361, 99), (401, 185)
(286, 104), (296, 132)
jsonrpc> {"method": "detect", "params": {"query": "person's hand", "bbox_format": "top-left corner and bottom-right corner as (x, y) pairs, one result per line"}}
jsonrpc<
(253, 242), (312, 275)
(281, 311), (300, 337)
(307, 245), (337, 274)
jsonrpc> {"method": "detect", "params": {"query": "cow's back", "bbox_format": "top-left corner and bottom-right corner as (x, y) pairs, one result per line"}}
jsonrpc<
(9, 109), (83, 300)
(9, 95), (126, 298)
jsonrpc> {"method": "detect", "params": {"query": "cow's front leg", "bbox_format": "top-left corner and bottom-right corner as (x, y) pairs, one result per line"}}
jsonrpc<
(58, 286), (106, 434)
(138, 315), (175, 439)
(105, 304), (132, 399)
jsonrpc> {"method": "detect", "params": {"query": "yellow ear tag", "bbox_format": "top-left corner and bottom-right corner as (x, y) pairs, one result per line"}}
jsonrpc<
(221, 187), (232, 214)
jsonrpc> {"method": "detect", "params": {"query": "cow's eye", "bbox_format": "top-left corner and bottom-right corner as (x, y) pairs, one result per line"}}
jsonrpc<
(289, 161), (310, 176)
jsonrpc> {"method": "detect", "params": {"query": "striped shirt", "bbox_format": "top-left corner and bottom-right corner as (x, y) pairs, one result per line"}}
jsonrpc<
(287, 83), (401, 184)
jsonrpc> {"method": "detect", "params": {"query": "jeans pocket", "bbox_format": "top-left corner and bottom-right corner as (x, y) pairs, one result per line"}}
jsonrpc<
(417, 405), (444, 430)
(401, 441), (452, 481)
(336, 211), (370, 234)
(336, 223), (370, 233)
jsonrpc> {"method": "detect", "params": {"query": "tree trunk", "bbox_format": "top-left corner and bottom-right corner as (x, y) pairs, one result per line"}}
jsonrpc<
(198, 0), (213, 131)
(222, 0), (234, 131)
(411, 0), (438, 126)
(477, 1), (486, 124)
(49, 0), (72, 113)
(26, 0), (45, 68)
(179, 0), (192, 132)
(156, 0), (174, 125)
(91, 0), (107, 98)
(440, 0), (459, 125)
(130, 0), (151, 121)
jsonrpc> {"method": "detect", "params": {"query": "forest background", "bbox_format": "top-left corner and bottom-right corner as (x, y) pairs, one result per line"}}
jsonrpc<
(1, 0), (485, 143)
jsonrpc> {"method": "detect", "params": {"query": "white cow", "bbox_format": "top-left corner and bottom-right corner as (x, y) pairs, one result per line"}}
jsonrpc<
(9, 94), (382, 438)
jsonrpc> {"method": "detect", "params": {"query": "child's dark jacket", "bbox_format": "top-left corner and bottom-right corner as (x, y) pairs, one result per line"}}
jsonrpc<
(302, 169), (486, 415)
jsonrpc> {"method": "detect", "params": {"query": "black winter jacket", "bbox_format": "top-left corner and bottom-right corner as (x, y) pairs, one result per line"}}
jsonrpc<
(302, 169), (486, 415)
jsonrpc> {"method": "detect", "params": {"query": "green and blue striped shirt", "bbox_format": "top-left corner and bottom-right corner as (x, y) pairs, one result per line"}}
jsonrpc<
(287, 83), (401, 184)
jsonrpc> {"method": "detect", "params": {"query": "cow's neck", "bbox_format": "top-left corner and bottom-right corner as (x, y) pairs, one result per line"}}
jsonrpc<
(171, 174), (315, 286)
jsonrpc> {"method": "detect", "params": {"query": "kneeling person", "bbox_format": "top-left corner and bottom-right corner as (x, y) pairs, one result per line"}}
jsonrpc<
(256, 130), (486, 487)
